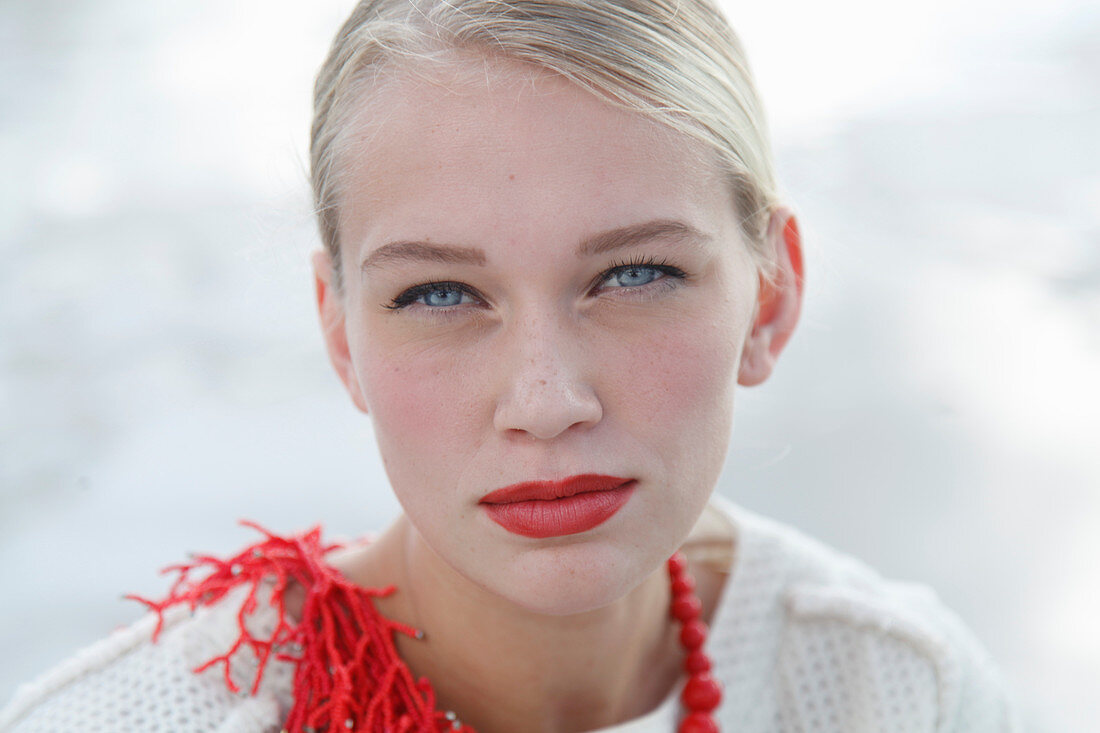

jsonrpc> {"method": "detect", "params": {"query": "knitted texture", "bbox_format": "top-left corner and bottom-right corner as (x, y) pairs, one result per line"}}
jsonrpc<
(0, 499), (1020, 732)
(0, 596), (292, 732)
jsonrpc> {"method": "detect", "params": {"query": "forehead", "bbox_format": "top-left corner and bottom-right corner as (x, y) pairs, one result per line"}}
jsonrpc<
(337, 57), (736, 259)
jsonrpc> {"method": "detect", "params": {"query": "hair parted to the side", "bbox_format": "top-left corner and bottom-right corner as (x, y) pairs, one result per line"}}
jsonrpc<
(311, 0), (781, 291)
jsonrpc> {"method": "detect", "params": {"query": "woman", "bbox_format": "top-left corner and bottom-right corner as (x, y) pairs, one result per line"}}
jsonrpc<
(0, 1), (1016, 731)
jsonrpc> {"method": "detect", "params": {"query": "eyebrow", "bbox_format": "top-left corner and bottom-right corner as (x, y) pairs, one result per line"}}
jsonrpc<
(577, 219), (710, 257)
(359, 240), (487, 270)
(359, 219), (710, 272)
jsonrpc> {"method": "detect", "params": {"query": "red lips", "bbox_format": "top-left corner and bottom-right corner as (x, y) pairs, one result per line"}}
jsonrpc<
(479, 474), (636, 538)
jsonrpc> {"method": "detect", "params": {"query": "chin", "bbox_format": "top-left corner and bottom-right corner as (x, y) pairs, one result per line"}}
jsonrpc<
(483, 540), (660, 617)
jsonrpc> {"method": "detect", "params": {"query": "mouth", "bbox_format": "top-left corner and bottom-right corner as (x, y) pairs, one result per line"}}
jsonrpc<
(479, 474), (636, 538)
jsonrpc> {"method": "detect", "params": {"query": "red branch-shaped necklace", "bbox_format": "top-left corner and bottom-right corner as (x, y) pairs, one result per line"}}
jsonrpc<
(128, 522), (722, 733)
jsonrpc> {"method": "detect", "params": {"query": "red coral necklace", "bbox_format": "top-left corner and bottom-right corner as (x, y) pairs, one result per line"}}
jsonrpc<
(131, 522), (721, 733)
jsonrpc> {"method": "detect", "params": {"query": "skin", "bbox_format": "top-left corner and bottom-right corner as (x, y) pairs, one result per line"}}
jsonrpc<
(312, 57), (803, 732)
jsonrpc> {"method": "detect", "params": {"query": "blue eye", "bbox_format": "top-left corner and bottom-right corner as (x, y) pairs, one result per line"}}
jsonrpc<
(386, 281), (477, 310)
(600, 259), (686, 292)
(605, 265), (662, 288)
(422, 286), (468, 307)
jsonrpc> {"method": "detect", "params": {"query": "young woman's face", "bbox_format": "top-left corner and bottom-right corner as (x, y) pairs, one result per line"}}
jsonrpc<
(322, 60), (765, 614)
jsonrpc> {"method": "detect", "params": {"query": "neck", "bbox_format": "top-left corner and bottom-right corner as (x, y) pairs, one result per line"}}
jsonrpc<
(352, 515), (683, 733)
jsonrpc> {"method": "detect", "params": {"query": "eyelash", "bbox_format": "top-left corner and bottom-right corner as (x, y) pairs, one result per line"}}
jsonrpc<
(602, 255), (685, 287)
(383, 255), (688, 312)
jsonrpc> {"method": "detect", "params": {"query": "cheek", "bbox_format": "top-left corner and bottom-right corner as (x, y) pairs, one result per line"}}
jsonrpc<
(353, 334), (486, 485)
(599, 297), (749, 521)
(608, 309), (743, 434)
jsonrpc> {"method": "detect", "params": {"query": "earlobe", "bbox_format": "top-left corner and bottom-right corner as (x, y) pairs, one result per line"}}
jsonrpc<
(312, 250), (370, 414)
(738, 209), (805, 387)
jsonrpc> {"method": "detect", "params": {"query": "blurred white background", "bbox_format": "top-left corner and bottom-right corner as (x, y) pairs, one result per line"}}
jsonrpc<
(1, 1), (1097, 730)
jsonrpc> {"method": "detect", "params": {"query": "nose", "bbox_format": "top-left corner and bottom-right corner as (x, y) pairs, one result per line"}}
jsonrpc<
(492, 314), (603, 441)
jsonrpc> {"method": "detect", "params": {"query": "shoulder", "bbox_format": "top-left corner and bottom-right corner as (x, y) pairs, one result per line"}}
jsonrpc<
(707, 495), (1021, 733)
(0, 587), (293, 733)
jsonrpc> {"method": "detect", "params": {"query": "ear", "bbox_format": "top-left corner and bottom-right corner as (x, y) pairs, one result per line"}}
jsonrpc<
(738, 208), (805, 387)
(312, 249), (370, 414)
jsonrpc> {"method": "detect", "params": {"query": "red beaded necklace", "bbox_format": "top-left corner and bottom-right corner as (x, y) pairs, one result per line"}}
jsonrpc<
(130, 523), (721, 732)
(667, 552), (723, 733)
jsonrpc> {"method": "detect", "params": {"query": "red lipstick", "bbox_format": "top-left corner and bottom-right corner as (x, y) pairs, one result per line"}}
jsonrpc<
(479, 474), (635, 538)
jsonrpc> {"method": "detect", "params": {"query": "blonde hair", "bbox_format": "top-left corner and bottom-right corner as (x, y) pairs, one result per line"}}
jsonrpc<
(311, 0), (780, 289)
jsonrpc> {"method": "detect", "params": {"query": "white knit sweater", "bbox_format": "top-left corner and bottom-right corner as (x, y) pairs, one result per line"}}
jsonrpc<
(0, 497), (1019, 732)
